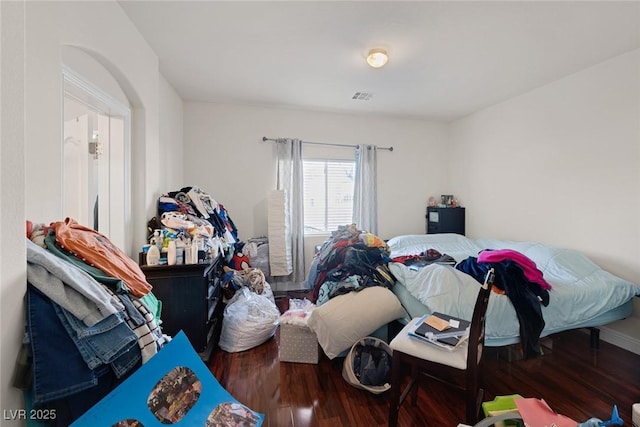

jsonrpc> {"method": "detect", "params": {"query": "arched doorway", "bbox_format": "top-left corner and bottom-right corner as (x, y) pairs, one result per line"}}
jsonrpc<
(62, 48), (132, 251)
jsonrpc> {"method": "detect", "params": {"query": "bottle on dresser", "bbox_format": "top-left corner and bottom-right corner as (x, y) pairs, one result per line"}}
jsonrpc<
(147, 238), (160, 266)
(167, 240), (177, 266)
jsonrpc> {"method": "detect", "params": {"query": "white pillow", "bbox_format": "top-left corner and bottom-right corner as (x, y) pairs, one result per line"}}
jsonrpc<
(386, 233), (482, 262)
(307, 286), (406, 359)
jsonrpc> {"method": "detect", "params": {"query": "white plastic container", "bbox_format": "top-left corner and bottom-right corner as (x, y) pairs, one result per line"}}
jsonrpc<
(167, 240), (177, 266)
(190, 239), (198, 264)
(146, 242), (160, 266)
(185, 242), (193, 264)
(632, 403), (640, 427)
(176, 240), (184, 265)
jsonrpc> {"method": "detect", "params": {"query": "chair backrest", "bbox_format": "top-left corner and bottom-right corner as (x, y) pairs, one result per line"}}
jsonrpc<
(466, 268), (494, 370)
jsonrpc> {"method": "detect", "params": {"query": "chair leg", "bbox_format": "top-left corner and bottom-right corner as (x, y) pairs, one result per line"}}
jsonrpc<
(465, 370), (481, 424)
(410, 364), (419, 406)
(388, 352), (403, 427)
(465, 389), (478, 424)
(476, 387), (485, 421)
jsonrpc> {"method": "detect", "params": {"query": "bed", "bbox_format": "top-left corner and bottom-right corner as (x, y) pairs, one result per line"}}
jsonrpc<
(387, 233), (640, 348)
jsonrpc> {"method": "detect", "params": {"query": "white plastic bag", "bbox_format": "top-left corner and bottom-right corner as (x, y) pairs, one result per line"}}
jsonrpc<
(218, 286), (280, 353)
(279, 298), (315, 326)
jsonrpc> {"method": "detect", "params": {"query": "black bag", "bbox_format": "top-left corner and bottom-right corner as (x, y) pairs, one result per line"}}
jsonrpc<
(356, 345), (391, 386)
(342, 337), (393, 394)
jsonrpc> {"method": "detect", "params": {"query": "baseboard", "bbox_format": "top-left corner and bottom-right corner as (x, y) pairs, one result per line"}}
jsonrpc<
(597, 326), (640, 356)
(272, 286), (310, 293)
(269, 278), (310, 293)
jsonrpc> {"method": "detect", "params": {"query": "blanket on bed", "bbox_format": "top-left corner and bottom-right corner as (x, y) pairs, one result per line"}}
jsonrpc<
(387, 234), (640, 351)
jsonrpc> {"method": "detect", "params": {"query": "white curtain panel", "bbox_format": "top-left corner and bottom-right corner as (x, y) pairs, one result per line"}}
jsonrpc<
(353, 144), (378, 235)
(276, 138), (306, 285)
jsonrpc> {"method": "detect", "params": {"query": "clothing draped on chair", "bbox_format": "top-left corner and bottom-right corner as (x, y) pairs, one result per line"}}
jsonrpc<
(353, 144), (378, 235)
(274, 138), (306, 287)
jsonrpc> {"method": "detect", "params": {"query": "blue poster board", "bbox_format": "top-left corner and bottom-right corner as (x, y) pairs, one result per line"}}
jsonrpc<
(72, 332), (263, 427)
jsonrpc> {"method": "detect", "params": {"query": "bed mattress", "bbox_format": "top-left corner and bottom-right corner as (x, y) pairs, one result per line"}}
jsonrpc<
(387, 234), (640, 347)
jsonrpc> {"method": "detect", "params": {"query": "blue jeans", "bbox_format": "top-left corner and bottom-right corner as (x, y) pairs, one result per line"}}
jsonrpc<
(54, 304), (140, 376)
(26, 286), (140, 404)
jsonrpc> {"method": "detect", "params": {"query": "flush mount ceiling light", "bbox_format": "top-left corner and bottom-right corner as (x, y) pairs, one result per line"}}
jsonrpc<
(366, 48), (388, 68)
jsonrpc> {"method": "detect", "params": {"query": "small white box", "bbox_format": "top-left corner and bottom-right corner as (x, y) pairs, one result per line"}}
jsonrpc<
(279, 324), (319, 364)
(632, 403), (640, 427)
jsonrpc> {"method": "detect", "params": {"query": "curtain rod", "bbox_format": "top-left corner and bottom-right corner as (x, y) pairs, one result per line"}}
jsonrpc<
(262, 136), (393, 152)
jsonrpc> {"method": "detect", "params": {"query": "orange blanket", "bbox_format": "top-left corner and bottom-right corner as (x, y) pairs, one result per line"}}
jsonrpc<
(54, 218), (152, 297)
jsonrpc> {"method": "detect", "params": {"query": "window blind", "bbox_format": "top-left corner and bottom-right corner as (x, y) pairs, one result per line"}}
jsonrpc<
(303, 160), (355, 234)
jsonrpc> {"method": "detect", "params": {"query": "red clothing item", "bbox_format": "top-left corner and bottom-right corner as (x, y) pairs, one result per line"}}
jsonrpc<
(53, 218), (152, 297)
(391, 255), (421, 264)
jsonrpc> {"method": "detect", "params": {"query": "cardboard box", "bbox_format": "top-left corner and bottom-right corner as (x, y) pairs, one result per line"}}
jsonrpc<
(279, 323), (319, 364)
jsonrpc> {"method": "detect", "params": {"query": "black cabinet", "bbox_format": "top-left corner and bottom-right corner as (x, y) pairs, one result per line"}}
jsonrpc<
(141, 256), (224, 360)
(426, 207), (465, 235)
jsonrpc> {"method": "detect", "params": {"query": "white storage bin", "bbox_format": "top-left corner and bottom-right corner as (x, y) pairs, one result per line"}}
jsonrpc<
(279, 324), (319, 364)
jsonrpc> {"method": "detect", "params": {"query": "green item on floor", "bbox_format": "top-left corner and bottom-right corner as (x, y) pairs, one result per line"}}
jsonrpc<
(482, 394), (524, 427)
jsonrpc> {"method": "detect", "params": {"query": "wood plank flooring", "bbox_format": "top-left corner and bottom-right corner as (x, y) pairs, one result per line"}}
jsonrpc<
(208, 293), (640, 426)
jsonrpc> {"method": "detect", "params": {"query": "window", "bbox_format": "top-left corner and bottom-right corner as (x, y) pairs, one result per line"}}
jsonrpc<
(303, 160), (355, 234)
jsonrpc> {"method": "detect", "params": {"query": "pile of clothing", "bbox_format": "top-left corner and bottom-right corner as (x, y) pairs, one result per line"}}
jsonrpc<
(150, 186), (238, 259)
(308, 224), (395, 305)
(20, 218), (169, 425)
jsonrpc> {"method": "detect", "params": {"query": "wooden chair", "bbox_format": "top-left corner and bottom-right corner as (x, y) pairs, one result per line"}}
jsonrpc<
(388, 268), (494, 426)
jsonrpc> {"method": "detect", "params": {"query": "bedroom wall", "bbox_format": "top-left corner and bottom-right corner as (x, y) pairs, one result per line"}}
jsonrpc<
(448, 49), (640, 344)
(159, 75), (185, 192)
(183, 103), (449, 273)
(1, 0), (27, 418)
(0, 1), (183, 419)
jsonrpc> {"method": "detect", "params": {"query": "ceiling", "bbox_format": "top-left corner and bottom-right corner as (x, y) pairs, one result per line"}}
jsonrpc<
(118, 1), (640, 122)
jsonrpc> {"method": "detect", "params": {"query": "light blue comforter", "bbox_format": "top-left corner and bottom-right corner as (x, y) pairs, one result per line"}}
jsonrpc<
(387, 234), (640, 345)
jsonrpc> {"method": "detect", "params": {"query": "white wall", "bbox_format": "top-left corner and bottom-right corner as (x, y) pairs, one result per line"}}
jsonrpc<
(0, 1), (183, 419)
(1, 0), (27, 419)
(159, 75), (184, 193)
(448, 50), (640, 333)
(183, 103), (449, 271)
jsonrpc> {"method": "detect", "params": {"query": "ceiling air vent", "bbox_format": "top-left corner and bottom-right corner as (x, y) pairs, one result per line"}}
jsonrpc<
(352, 92), (373, 101)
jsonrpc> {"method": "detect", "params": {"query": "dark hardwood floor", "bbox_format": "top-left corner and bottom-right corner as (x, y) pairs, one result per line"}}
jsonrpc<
(208, 293), (640, 426)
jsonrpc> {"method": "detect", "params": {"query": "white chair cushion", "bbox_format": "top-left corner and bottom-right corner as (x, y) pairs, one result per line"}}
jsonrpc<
(390, 317), (468, 370)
